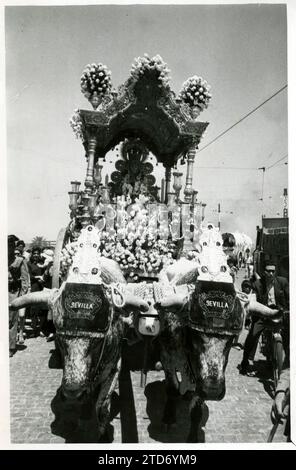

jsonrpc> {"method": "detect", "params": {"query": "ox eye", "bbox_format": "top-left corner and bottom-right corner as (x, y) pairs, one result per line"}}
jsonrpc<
(203, 242), (208, 246)
(216, 241), (221, 246)
(73, 267), (79, 273)
(88, 226), (93, 231)
(93, 243), (97, 248)
(220, 266), (227, 272)
(201, 266), (208, 273)
(80, 243), (83, 248)
(92, 268), (98, 275)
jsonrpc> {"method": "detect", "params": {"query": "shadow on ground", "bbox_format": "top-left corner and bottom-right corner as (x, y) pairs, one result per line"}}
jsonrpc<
(254, 359), (275, 399)
(145, 380), (209, 443)
(50, 386), (120, 443)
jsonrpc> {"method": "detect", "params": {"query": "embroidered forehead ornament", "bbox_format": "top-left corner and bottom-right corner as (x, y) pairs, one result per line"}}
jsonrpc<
(67, 225), (103, 285)
(189, 281), (244, 335)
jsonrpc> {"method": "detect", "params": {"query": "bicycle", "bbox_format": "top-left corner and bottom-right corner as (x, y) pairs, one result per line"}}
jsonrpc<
(260, 309), (288, 392)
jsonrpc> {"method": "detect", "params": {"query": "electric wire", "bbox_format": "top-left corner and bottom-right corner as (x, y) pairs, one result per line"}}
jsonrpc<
(197, 84), (287, 154)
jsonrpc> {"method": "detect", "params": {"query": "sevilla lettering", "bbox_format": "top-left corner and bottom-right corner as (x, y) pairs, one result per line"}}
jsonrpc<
(70, 301), (94, 309)
(206, 300), (229, 309)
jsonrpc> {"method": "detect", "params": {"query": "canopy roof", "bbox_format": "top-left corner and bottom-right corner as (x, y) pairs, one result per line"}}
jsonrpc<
(79, 70), (209, 167)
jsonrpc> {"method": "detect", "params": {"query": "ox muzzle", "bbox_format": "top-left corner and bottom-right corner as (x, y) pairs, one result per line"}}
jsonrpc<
(200, 378), (226, 401)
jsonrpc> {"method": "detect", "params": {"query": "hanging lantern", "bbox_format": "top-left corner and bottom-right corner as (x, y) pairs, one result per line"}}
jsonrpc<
(173, 172), (183, 201)
(70, 181), (81, 193)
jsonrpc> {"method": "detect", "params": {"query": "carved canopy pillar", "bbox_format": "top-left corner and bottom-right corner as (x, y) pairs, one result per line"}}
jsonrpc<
(184, 145), (197, 203)
(84, 136), (97, 193)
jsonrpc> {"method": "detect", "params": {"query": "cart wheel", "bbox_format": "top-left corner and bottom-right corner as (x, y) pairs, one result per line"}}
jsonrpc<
(52, 227), (69, 289)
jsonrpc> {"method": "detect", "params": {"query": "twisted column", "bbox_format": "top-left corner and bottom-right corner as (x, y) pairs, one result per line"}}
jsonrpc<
(85, 136), (97, 193)
(184, 145), (196, 203)
(164, 166), (172, 204)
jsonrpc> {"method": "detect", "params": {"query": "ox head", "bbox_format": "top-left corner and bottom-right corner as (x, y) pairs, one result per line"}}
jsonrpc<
(157, 279), (242, 400)
(157, 225), (278, 401)
(10, 226), (149, 405)
(158, 280), (279, 401)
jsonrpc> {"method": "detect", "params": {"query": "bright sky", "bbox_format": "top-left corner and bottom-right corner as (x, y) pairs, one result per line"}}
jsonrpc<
(5, 2), (288, 244)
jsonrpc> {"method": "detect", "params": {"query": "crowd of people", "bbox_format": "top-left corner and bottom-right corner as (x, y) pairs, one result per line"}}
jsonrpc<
(8, 235), (55, 358)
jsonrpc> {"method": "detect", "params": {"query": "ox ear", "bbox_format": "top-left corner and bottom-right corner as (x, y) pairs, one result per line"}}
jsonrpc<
(9, 289), (57, 310)
(246, 299), (279, 318)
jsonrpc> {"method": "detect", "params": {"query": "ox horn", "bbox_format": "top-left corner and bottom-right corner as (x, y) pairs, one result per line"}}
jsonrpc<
(110, 285), (149, 312)
(9, 289), (53, 310)
(246, 299), (279, 318)
(156, 294), (187, 312)
(122, 293), (150, 313)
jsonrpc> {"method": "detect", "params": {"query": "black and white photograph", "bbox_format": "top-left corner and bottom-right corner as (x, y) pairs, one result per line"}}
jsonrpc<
(1, 0), (295, 448)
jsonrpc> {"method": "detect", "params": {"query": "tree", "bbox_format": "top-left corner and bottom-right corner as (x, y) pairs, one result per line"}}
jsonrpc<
(30, 236), (50, 249)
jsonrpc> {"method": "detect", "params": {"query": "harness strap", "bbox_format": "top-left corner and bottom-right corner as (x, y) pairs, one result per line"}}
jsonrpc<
(57, 329), (106, 339)
(92, 305), (115, 382)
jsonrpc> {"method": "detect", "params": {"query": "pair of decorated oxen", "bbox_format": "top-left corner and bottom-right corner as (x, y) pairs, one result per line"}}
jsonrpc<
(11, 223), (278, 442)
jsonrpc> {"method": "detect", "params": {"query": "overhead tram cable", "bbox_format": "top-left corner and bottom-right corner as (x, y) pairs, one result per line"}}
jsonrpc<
(197, 84), (287, 155)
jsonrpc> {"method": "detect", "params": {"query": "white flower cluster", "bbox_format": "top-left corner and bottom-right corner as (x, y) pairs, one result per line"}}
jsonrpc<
(60, 242), (79, 275)
(80, 63), (112, 99)
(99, 233), (175, 280)
(130, 53), (171, 88)
(69, 109), (83, 140)
(179, 76), (212, 110)
(99, 196), (176, 278)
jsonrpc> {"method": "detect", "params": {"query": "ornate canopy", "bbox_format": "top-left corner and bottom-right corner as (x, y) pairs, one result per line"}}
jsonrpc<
(79, 71), (209, 167)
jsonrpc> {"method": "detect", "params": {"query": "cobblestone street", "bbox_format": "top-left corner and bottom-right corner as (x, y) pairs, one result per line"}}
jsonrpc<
(9, 271), (288, 445)
(9, 332), (287, 444)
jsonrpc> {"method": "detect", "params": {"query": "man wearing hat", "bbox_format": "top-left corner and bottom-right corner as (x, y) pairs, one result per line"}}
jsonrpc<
(8, 235), (30, 356)
(239, 262), (289, 375)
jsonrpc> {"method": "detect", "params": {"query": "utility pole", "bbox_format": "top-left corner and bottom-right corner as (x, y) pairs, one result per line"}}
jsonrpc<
(258, 166), (266, 219)
(283, 188), (288, 218)
(218, 203), (221, 230)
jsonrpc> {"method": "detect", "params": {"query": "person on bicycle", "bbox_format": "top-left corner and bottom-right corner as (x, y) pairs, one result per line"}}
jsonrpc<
(239, 262), (289, 375)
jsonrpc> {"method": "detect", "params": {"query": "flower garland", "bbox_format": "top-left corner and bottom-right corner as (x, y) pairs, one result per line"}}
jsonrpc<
(179, 75), (212, 111)
(69, 109), (84, 141)
(80, 63), (112, 106)
(130, 53), (171, 88)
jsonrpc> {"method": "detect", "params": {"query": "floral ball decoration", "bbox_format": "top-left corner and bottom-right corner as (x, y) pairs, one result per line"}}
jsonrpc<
(130, 53), (171, 88)
(69, 109), (84, 141)
(80, 63), (112, 109)
(179, 76), (212, 115)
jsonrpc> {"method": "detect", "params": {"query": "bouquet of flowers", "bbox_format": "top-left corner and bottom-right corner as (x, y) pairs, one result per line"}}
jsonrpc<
(69, 109), (84, 141)
(80, 63), (112, 109)
(130, 53), (171, 88)
(179, 75), (212, 113)
(99, 233), (175, 281)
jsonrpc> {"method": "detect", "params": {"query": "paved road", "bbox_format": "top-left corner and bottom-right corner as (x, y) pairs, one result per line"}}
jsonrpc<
(9, 270), (288, 444)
